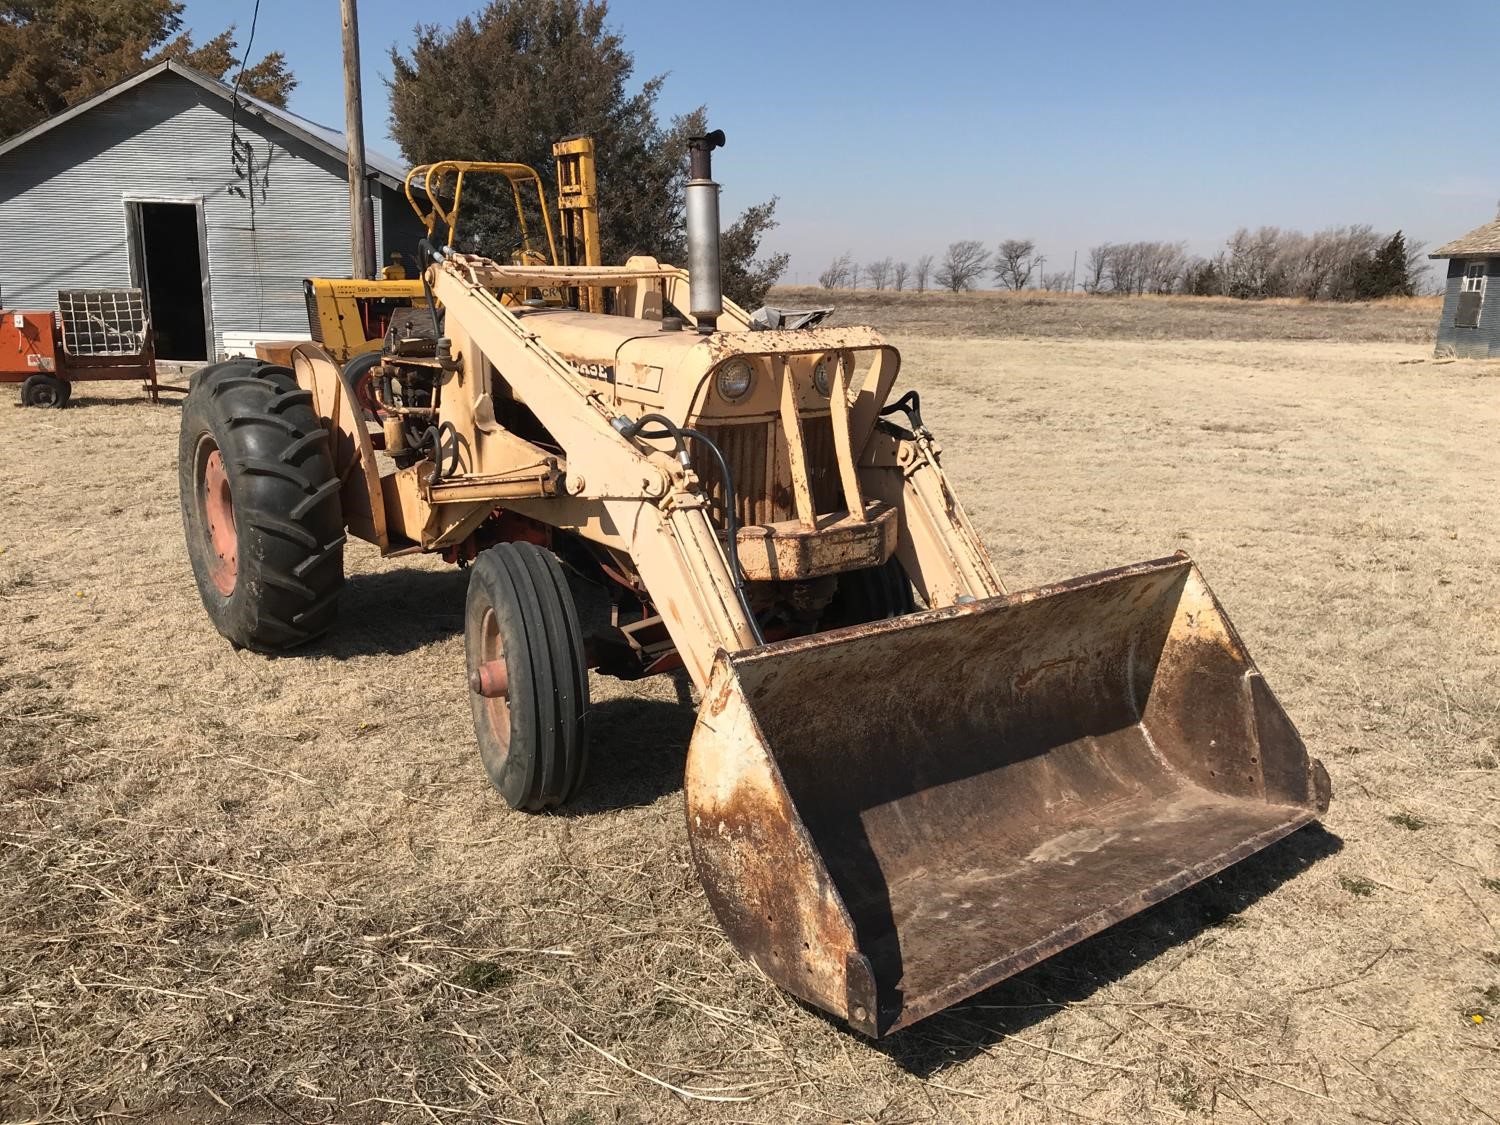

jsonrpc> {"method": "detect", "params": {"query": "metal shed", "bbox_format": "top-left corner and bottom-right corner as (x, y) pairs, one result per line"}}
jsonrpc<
(1431, 218), (1500, 358)
(0, 60), (426, 362)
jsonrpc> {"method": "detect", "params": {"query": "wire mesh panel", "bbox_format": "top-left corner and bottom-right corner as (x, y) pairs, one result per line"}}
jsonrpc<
(56, 289), (149, 356)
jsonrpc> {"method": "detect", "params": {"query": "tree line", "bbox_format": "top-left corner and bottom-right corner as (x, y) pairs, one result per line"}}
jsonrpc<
(821, 227), (1427, 300)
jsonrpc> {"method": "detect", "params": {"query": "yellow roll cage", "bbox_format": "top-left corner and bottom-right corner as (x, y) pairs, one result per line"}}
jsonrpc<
(404, 161), (560, 264)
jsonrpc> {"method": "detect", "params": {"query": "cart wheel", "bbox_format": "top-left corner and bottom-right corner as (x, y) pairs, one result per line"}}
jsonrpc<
(20, 374), (68, 408)
(178, 360), (345, 651)
(466, 542), (590, 811)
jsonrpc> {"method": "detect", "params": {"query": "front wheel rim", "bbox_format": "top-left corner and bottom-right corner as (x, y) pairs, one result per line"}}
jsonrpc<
(473, 607), (512, 765)
(198, 439), (238, 596)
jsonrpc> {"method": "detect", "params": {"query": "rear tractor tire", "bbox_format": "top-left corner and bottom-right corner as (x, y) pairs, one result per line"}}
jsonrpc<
(466, 543), (590, 812)
(178, 361), (345, 652)
(20, 373), (69, 407)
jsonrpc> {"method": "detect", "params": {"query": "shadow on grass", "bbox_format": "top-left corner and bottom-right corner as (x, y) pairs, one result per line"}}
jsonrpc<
(325, 566), (471, 658)
(325, 567), (695, 810)
(565, 676), (697, 814)
(47, 392), (185, 410)
(864, 823), (1343, 1077)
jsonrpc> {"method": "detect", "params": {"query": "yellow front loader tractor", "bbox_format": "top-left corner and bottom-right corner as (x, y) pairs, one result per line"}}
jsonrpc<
(179, 131), (1329, 1037)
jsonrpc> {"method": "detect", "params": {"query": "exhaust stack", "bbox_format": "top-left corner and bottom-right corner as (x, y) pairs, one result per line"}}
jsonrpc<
(686, 130), (726, 334)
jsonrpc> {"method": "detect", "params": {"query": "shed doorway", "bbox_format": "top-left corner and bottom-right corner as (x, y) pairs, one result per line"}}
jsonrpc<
(125, 200), (210, 361)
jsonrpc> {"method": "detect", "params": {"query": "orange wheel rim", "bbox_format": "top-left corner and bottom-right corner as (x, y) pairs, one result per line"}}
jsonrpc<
(353, 365), (385, 420)
(199, 441), (238, 596)
(474, 607), (512, 764)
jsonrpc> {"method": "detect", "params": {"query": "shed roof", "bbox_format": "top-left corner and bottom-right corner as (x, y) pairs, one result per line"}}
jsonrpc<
(0, 59), (407, 192)
(1431, 218), (1500, 259)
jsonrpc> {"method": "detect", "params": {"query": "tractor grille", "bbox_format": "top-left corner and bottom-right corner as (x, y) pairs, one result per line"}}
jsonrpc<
(803, 414), (842, 514)
(692, 414), (843, 529)
(304, 284), (324, 343)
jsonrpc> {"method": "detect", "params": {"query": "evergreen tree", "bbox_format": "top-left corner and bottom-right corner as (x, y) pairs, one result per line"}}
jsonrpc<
(0, 1), (295, 139)
(387, 0), (786, 308)
(1364, 231), (1413, 299)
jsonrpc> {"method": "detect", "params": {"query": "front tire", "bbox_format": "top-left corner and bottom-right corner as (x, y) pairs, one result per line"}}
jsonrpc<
(343, 350), (385, 422)
(822, 556), (916, 629)
(179, 361), (345, 651)
(466, 543), (590, 811)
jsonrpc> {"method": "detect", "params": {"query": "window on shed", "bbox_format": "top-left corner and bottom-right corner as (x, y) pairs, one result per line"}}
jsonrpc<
(1456, 261), (1486, 328)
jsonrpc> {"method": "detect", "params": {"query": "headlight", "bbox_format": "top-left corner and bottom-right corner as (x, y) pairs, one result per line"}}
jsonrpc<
(813, 359), (833, 396)
(716, 359), (754, 403)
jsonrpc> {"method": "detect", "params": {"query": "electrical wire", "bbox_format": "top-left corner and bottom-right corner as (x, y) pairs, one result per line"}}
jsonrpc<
(613, 413), (764, 646)
(229, 0), (263, 111)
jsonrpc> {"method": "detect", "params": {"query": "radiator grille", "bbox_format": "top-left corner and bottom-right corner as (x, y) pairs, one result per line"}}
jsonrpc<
(304, 283), (324, 343)
(802, 414), (842, 514)
(692, 413), (843, 529)
(692, 422), (772, 527)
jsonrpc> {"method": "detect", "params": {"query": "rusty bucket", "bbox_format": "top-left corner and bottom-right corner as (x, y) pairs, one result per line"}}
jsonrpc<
(685, 554), (1330, 1037)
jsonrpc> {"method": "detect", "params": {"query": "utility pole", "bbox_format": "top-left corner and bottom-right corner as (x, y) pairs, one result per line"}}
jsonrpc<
(341, 0), (374, 278)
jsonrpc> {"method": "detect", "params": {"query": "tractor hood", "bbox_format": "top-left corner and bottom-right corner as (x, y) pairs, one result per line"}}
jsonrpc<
(510, 306), (897, 424)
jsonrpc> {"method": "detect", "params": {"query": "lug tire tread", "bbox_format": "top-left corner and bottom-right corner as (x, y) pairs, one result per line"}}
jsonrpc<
(179, 361), (345, 652)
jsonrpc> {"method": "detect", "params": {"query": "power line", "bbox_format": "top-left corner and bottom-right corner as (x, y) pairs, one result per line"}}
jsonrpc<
(228, 0), (267, 228)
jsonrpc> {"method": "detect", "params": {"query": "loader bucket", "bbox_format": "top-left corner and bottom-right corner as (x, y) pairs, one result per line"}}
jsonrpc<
(685, 554), (1330, 1037)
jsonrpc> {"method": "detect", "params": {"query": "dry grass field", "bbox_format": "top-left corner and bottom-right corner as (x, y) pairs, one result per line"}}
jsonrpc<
(2, 291), (1497, 1124)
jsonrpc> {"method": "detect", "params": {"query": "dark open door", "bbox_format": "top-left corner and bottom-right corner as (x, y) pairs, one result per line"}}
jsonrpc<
(126, 201), (209, 361)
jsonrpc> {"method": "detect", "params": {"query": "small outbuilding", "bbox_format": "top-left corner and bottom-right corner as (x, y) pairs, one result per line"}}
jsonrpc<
(1431, 217), (1500, 358)
(0, 60), (425, 362)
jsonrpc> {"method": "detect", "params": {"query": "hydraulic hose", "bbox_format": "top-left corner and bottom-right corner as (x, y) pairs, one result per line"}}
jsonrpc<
(613, 413), (764, 646)
(417, 421), (457, 484)
(879, 390), (927, 433)
(416, 237), (445, 340)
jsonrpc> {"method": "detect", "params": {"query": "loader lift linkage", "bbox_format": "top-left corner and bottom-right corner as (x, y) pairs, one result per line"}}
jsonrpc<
(180, 131), (1330, 1037)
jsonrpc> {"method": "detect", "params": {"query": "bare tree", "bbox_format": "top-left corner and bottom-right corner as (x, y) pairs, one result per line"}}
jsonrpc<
(1083, 244), (1112, 294)
(935, 241), (990, 292)
(1141, 241), (1188, 294)
(1083, 240), (1186, 296)
(1040, 270), (1073, 292)
(1106, 241), (1144, 295)
(1219, 227), (1285, 298)
(893, 261), (910, 291)
(864, 257), (895, 291)
(819, 252), (856, 290)
(993, 238), (1038, 290)
(914, 254), (934, 293)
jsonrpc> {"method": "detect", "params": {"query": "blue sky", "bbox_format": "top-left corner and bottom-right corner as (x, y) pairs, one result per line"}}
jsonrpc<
(184, 0), (1498, 285)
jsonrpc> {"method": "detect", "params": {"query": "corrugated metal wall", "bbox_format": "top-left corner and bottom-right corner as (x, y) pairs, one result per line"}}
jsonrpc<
(1435, 257), (1500, 358)
(0, 71), (419, 355)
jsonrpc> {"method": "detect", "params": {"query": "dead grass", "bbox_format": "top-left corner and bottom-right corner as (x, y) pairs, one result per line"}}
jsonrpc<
(2, 295), (1497, 1123)
(771, 285), (1443, 344)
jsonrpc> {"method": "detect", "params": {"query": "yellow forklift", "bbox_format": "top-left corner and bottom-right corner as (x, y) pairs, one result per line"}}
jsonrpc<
(302, 137), (601, 387)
